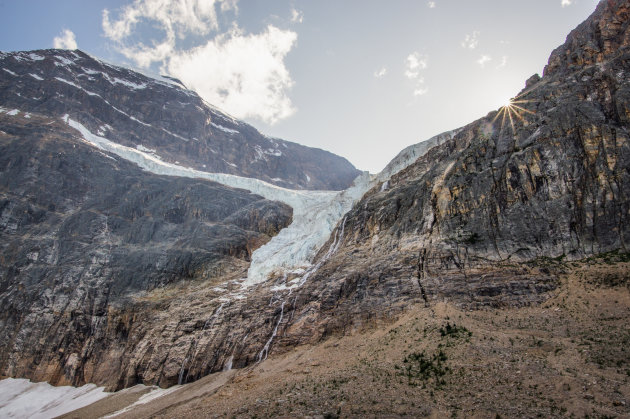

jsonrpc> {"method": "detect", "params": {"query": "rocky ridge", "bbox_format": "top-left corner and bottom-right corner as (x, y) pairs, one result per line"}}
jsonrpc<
(0, 49), (360, 191)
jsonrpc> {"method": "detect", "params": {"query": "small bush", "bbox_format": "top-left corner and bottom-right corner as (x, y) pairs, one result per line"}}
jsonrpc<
(439, 322), (472, 339)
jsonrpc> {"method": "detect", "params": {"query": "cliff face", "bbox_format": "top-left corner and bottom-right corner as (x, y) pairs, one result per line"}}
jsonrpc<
(0, 110), (293, 388)
(0, 45), (363, 389)
(0, 49), (360, 191)
(273, 0), (630, 337)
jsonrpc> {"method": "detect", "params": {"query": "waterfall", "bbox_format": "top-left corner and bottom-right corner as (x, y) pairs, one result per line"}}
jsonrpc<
(257, 301), (285, 362)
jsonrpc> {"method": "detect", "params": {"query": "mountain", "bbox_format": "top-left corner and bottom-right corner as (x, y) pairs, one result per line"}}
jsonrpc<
(0, 48), (363, 390)
(0, 49), (360, 191)
(1, 0), (630, 418)
(0, 103), (296, 387)
(275, 0), (630, 339)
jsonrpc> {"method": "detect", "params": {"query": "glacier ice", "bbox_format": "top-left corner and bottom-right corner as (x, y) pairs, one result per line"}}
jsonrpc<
(67, 118), (365, 286)
(0, 378), (109, 419)
(67, 117), (447, 289)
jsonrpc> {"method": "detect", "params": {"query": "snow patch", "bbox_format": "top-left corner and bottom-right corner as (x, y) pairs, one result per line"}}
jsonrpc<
(7, 109), (19, 116)
(101, 385), (180, 419)
(376, 129), (460, 184)
(253, 145), (267, 162)
(103, 72), (147, 89)
(29, 73), (43, 81)
(136, 144), (157, 154)
(54, 55), (75, 66)
(0, 377), (109, 419)
(14, 52), (45, 62)
(3, 68), (17, 76)
(55, 77), (80, 89)
(211, 122), (239, 135)
(80, 67), (147, 89)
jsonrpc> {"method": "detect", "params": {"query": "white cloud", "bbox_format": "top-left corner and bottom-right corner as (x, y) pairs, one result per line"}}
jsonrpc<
(561, 0), (573, 7)
(53, 29), (78, 50)
(167, 26), (297, 124)
(102, 0), (298, 124)
(405, 52), (428, 96)
(374, 67), (387, 78)
(413, 86), (428, 96)
(404, 52), (428, 79)
(461, 31), (480, 49)
(102, 0), (236, 43)
(427, 1), (436, 8)
(496, 55), (508, 69)
(477, 55), (492, 68)
(290, 8), (303, 23)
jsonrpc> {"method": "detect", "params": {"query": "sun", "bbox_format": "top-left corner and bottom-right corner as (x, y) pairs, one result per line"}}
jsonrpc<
(492, 96), (535, 134)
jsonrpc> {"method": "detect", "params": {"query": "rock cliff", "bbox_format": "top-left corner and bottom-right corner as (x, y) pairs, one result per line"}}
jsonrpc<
(0, 110), (293, 387)
(268, 0), (630, 345)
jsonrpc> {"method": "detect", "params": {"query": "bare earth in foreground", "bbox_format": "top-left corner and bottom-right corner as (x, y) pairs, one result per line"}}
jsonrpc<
(62, 256), (630, 418)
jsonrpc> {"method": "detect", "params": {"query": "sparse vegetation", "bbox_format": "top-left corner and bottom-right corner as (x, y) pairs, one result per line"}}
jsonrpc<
(439, 322), (472, 339)
(399, 349), (450, 387)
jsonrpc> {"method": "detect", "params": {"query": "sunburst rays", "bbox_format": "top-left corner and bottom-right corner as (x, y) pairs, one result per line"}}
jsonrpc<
(492, 96), (535, 134)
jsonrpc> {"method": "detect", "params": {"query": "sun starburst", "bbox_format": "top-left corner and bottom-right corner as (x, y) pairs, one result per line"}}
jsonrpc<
(492, 96), (535, 134)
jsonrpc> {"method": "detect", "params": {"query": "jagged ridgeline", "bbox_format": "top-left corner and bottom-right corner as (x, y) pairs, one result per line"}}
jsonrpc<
(0, 0), (628, 404)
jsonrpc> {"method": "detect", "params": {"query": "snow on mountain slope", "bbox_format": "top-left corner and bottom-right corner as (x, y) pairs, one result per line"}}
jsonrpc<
(375, 128), (460, 184)
(0, 378), (109, 419)
(245, 171), (371, 286)
(0, 49), (361, 191)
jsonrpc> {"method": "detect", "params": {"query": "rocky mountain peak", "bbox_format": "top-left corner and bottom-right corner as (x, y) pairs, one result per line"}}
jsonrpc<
(544, 0), (630, 77)
(0, 48), (360, 191)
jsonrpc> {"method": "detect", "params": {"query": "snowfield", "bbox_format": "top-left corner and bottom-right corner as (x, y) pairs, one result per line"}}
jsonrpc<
(0, 378), (109, 419)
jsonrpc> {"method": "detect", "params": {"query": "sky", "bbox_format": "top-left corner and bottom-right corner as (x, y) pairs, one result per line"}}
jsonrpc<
(0, 0), (601, 173)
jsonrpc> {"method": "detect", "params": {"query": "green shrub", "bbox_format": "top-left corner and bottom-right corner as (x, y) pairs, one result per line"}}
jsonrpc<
(439, 323), (472, 339)
(400, 349), (450, 387)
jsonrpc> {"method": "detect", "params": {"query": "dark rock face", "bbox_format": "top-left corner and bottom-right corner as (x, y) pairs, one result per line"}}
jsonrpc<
(274, 0), (630, 336)
(0, 49), (360, 191)
(0, 113), (292, 388)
